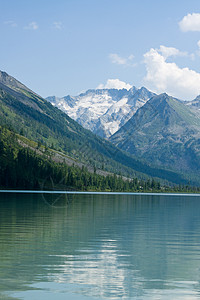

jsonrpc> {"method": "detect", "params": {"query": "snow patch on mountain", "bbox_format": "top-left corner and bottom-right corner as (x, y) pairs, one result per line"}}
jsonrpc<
(46, 86), (156, 138)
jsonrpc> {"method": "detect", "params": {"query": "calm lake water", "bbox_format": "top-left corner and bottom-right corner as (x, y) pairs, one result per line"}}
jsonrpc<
(1, 192), (200, 299)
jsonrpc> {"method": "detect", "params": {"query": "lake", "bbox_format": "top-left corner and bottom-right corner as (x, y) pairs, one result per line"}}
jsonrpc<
(1, 192), (200, 299)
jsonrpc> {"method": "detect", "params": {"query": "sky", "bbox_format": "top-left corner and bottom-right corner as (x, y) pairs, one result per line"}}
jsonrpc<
(1, 0), (200, 100)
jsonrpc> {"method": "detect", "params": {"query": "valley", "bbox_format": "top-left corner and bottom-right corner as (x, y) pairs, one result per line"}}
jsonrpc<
(0, 70), (199, 188)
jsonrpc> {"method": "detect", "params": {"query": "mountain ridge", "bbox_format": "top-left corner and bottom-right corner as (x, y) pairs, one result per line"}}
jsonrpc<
(46, 86), (156, 138)
(0, 70), (191, 185)
(109, 93), (200, 179)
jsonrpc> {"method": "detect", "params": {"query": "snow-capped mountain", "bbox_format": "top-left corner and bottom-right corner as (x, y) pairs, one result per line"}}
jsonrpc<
(46, 86), (156, 138)
(185, 95), (200, 110)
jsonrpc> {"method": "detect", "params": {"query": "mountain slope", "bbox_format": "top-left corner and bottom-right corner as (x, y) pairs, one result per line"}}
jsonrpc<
(110, 93), (200, 178)
(46, 87), (156, 138)
(185, 96), (200, 112)
(0, 71), (191, 185)
(2, 125), (159, 192)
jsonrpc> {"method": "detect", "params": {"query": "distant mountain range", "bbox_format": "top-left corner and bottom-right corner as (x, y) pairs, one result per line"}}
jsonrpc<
(46, 87), (155, 138)
(47, 85), (200, 183)
(0, 70), (189, 186)
(0, 70), (199, 185)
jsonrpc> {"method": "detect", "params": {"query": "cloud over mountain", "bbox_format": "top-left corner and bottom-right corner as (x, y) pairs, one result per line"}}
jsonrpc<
(97, 79), (132, 90)
(143, 46), (200, 100)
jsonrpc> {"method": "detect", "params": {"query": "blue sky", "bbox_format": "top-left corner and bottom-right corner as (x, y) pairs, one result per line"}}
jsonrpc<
(1, 0), (200, 99)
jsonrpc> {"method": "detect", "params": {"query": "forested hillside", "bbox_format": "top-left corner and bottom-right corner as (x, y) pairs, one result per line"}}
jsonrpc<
(110, 94), (200, 184)
(1, 126), (198, 193)
(0, 71), (197, 186)
(0, 126), (160, 191)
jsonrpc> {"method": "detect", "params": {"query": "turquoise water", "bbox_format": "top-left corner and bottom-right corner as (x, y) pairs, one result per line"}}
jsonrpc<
(0, 192), (200, 299)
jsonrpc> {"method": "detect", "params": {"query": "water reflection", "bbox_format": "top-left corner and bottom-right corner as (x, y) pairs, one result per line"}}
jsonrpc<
(0, 193), (200, 299)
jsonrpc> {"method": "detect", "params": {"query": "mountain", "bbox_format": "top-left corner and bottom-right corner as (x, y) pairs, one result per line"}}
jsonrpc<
(0, 71), (134, 175)
(185, 96), (200, 110)
(46, 87), (156, 138)
(0, 71), (36, 94)
(0, 70), (191, 185)
(110, 93), (200, 179)
(2, 125), (161, 191)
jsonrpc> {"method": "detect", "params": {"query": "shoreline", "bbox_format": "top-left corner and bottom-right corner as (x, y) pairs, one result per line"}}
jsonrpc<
(0, 190), (200, 196)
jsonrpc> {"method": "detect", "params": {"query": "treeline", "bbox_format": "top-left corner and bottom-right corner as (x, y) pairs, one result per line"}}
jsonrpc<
(0, 126), (199, 193)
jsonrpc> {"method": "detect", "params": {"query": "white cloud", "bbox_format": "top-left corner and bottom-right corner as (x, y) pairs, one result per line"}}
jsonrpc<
(128, 54), (134, 60)
(109, 54), (127, 65)
(97, 79), (132, 90)
(179, 13), (200, 32)
(53, 22), (62, 30)
(158, 45), (187, 59)
(109, 53), (135, 66)
(4, 21), (17, 27)
(24, 22), (38, 30)
(143, 47), (200, 100)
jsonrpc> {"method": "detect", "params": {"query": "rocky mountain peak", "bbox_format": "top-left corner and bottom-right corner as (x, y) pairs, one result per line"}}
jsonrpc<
(0, 71), (27, 91)
(46, 85), (155, 138)
(186, 95), (200, 108)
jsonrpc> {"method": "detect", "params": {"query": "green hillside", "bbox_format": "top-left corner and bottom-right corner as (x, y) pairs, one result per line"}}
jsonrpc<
(110, 94), (200, 183)
(1, 125), (199, 193)
(0, 72), (194, 185)
(0, 125), (150, 191)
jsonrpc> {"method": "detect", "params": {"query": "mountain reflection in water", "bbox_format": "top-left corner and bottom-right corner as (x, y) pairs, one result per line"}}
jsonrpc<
(0, 192), (200, 299)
